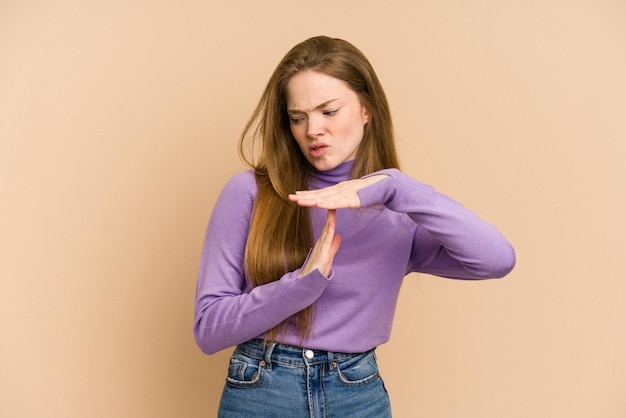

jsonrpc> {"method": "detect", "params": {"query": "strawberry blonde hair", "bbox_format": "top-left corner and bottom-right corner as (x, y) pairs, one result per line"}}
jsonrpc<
(239, 36), (399, 343)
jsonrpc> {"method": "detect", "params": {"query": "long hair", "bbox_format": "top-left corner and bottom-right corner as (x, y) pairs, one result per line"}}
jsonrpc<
(239, 36), (399, 343)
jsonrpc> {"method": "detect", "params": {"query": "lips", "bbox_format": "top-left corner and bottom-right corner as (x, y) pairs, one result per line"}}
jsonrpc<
(309, 143), (328, 157)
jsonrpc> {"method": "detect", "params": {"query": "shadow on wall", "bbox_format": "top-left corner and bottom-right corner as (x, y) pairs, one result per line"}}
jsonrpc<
(194, 349), (232, 415)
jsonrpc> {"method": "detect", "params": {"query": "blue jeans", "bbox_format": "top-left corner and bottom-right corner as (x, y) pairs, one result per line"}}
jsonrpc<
(218, 339), (392, 417)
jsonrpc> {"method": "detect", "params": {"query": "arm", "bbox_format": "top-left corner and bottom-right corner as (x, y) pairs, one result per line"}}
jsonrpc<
(290, 169), (516, 280)
(193, 172), (331, 355)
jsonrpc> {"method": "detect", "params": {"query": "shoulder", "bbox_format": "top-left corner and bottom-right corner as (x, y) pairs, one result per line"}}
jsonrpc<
(218, 170), (258, 203)
(224, 169), (257, 188)
(208, 170), (257, 229)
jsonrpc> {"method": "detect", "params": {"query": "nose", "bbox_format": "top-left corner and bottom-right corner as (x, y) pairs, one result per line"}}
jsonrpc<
(306, 115), (324, 138)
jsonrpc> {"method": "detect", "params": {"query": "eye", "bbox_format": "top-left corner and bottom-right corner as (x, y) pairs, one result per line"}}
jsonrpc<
(290, 117), (304, 124)
(323, 109), (339, 117)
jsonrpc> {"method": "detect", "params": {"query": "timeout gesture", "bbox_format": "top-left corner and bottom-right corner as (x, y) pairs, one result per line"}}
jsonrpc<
(291, 174), (387, 278)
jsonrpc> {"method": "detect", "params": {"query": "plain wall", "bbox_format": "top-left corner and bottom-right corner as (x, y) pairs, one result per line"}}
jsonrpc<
(1, 1), (625, 417)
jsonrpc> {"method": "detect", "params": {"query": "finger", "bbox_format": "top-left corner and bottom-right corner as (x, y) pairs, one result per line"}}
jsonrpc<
(298, 210), (337, 277)
(326, 207), (337, 222)
(289, 188), (335, 200)
(317, 211), (339, 275)
(289, 190), (359, 209)
(319, 209), (336, 242)
(288, 193), (320, 207)
(329, 233), (341, 261)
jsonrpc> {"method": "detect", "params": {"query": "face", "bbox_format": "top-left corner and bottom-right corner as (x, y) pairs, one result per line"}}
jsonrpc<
(285, 71), (370, 172)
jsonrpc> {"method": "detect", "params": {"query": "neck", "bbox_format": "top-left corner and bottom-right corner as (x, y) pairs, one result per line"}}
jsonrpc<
(309, 160), (355, 188)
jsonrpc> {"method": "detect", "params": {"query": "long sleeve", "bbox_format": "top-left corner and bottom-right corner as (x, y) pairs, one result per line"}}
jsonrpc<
(193, 171), (331, 355)
(358, 169), (516, 280)
(194, 162), (516, 356)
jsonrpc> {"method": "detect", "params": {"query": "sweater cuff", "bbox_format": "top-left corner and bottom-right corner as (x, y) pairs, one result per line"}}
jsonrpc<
(357, 169), (398, 207)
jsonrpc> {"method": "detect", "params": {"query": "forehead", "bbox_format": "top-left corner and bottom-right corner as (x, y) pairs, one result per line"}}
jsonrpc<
(285, 71), (357, 110)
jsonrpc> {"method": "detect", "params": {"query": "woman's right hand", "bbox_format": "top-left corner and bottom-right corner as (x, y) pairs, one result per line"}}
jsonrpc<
(299, 209), (341, 278)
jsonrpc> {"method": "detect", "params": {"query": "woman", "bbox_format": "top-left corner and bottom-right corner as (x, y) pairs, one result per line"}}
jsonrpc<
(194, 35), (515, 417)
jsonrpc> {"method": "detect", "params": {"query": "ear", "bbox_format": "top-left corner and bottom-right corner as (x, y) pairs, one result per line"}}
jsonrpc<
(361, 105), (370, 125)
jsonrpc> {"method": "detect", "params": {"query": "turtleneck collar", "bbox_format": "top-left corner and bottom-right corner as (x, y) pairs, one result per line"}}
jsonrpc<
(309, 159), (355, 188)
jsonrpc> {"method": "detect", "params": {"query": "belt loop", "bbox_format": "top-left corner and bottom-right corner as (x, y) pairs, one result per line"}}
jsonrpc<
(263, 341), (276, 371)
(327, 351), (336, 372)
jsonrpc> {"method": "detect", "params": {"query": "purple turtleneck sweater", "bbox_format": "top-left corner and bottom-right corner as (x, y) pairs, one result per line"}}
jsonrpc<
(193, 161), (515, 355)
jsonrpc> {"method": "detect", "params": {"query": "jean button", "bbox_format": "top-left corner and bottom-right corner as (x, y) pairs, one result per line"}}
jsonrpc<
(304, 349), (314, 359)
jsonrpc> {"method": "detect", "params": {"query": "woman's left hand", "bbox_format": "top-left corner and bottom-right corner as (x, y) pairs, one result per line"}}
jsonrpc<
(288, 174), (388, 209)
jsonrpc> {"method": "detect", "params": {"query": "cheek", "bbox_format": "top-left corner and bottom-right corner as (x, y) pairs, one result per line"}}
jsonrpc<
(289, 123), (299, 139)
(338, 116), (364, 142)
(290, 125), (306, 148)
(291, 120), (307, 135)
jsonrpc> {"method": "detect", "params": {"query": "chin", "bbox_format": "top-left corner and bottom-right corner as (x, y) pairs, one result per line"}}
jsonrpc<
(311, 161), (338, 172)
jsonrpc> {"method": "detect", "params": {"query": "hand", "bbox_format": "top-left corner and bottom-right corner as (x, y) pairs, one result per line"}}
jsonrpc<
(299, 209), (342, 278)
(288, 175), (388, 209)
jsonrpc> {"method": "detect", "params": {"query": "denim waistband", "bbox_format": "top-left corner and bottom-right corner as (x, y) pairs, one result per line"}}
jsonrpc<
(235, 339), (373, 369)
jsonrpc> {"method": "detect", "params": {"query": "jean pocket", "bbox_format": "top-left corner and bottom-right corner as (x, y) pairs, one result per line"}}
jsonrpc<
(334, 351), (380, 387)
(225, 351), (264, 388)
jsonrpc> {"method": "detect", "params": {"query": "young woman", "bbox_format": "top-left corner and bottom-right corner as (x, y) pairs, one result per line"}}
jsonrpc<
(193, 35), (516, 417)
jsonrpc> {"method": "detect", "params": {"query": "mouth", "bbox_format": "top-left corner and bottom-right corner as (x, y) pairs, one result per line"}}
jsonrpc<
(309, 143), (328, 157)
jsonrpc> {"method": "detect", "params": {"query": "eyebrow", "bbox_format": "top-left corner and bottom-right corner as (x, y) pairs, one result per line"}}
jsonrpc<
(287, 98), (340, 114)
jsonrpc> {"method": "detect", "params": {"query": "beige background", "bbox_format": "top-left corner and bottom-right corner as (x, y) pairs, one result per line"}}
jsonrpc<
(1, 1), (625, 417)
